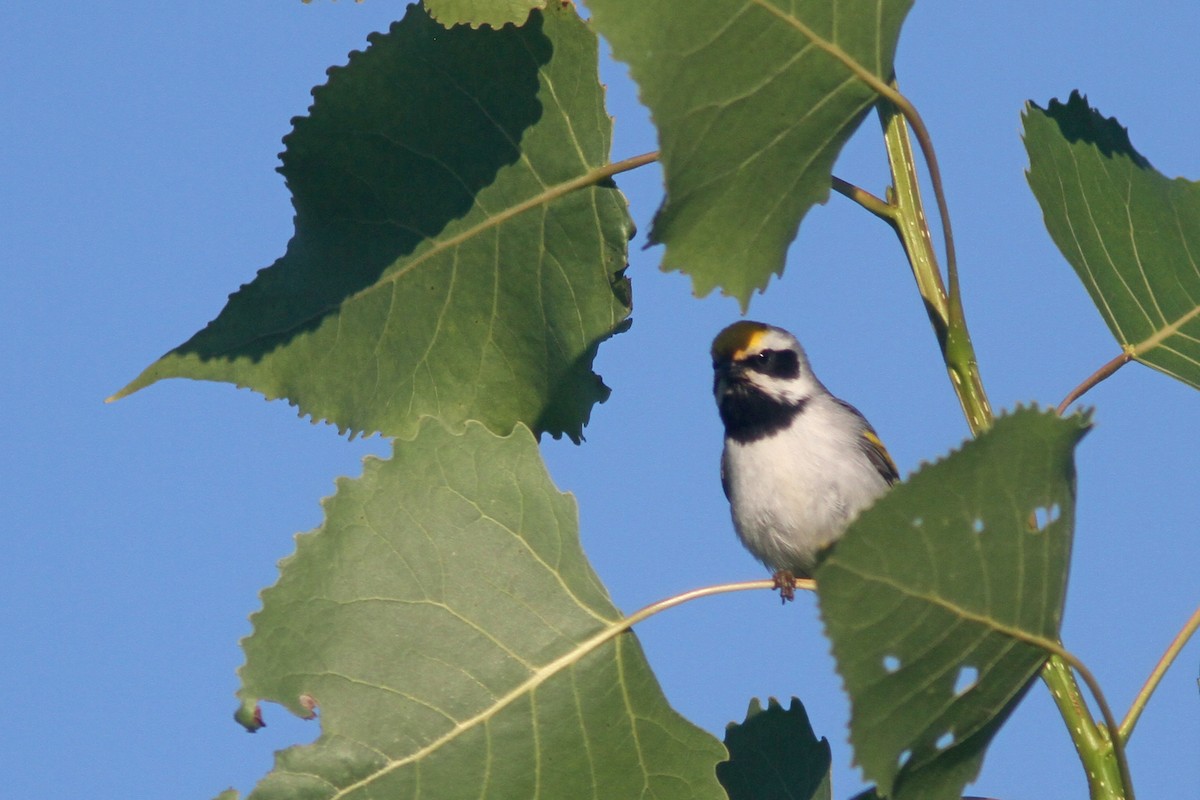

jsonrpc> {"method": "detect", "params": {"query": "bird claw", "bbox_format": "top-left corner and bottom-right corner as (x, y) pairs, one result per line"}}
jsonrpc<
(772, 570), (797, 603)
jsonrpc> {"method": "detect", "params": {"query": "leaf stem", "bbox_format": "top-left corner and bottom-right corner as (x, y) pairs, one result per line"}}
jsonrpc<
(1119, 602), (1200, 743)
(603, 150), (660, 179)
(831, 176), (895, 223)
(1056, 350), (1134, 415)
(622, 577), (815, 628)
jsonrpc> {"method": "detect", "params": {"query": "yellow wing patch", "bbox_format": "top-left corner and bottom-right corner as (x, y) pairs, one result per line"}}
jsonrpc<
(862, 429), (901, 485)
(711, 320), (771, 361)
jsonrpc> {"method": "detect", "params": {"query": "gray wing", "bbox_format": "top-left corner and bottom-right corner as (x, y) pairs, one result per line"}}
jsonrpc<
(836, 398), (900, 485)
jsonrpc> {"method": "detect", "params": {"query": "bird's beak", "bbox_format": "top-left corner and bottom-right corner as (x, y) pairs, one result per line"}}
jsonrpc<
(713, 360), (741, 397)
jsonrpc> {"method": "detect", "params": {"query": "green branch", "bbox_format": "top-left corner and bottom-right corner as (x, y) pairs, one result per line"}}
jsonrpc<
(877, 98), (992, 435)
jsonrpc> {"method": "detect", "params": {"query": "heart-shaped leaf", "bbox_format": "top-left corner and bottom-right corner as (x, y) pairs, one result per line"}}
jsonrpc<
(818, 407), (1089, 800)
(112, 3), (633, 442)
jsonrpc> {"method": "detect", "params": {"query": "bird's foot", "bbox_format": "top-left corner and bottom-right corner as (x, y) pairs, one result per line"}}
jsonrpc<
(772, 570), (797, 603)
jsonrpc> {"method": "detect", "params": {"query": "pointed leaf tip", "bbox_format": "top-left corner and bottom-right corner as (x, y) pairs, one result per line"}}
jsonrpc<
(116, 2), (633, 441)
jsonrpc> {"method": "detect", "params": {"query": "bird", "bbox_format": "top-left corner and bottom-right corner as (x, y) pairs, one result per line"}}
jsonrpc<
(711, 320), (899, 599)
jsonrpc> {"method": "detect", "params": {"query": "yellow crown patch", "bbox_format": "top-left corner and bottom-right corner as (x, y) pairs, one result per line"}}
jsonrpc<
(711, 320), (771, 361)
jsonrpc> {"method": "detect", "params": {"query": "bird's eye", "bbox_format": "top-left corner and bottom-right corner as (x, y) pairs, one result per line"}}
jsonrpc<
(746, 348), (800, 378)
(738, 350), (774, 372)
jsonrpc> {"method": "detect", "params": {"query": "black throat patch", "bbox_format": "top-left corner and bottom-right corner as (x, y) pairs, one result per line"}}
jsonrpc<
(718, 384), (806, 443)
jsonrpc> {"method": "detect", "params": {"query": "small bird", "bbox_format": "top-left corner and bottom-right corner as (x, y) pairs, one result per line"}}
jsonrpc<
(711, 320), (899, 599)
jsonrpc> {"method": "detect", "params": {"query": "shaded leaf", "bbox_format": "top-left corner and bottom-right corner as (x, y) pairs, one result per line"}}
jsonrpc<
(425, 0), (546, 28)
(1025, 91), (1200, 390)
(589, 0), (914, 307)
(233, 421), (726, 800)
(112, 3), (632, 442)
(718, 697), (831, 800)
(817, 408), (1089, 800)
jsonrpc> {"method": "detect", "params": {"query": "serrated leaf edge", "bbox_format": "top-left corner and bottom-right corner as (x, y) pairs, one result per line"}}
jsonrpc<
(239, 420), (665, 798)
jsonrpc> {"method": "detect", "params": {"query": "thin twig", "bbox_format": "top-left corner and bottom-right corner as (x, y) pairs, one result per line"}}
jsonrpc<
(622, 577), (814, 629)
(608, 150), (659, 176)
(831, 176), (896, 223)
(1120, 602), (1200, 743)
(1056, 351), (1134, 415)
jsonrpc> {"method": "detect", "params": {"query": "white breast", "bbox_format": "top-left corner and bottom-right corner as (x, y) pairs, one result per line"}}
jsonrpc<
(721, 396), (890, 575)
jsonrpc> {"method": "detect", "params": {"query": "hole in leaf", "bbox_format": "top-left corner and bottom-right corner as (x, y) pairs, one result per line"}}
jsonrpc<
(971, 517), (985, 534)
(897, 749), (912, 769)
(298, 693), (319, 720)
(954, 665), (979, 696)
(1031, 504), (1061, 531)
(883, 654), (901, 673)
(936, 731), (954, 750)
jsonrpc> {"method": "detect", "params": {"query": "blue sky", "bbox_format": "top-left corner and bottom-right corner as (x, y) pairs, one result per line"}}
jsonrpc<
(3, 2), (1197, 797)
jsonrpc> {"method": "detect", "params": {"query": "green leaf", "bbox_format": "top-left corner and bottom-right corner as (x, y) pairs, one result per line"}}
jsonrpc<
(425, 0), (546, 29)
(234, 420), (726, 800)
(111, 3), (633, 442)
(588, 0), (914, 307)
(1025, 91), (1200, 390)
(816, 407), (1089, 800)
(718, 697), (831, 800)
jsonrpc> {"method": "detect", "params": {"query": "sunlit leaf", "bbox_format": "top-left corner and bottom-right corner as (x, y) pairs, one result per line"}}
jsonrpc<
(228, 421), (726, 800)
(817, 408), (1089, 800)
(1025, 91), (1200, 391)
(112, 3), (632, 442)
(588, 0), (914, 306)
(425, 0), (546, 28)
(718, 697), (831, 800)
